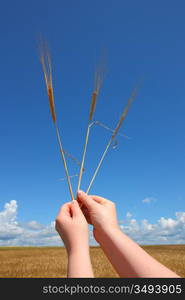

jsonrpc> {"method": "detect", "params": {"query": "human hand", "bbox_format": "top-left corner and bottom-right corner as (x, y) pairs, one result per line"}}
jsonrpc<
(77, 190), (120, 243)
(55, 200), (89, 254)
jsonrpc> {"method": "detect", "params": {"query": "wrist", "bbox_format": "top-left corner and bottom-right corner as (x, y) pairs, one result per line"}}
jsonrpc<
(94, 225), (121, 243)
(67, 242), (89, 256)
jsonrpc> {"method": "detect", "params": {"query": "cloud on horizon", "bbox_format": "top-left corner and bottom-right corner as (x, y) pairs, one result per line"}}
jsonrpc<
(0, 200), (185, 246)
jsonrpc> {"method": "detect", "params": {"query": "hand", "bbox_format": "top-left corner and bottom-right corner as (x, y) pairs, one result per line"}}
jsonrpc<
(77, 190), (120, 243)
(55, 200), (89, 254)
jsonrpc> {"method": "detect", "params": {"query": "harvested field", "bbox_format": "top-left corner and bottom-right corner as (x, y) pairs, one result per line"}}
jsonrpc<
(0, 245), (184, 278)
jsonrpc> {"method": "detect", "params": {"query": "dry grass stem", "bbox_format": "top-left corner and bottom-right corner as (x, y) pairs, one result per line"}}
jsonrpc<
(89, 92), (98, 121)
(77, 62), (105, 192)
(86, 139), (112, 194)
(93, 121), (129, 138)
(89, 64), (104, 120)
(47, 84), (56, 123)
(55, 126), (74, 200)
(40, 41), (138, 197)
(86, 85), (138, 194)
(77, 124), (91, 191)
(63, 149), (84, 169)
(40, 43), (74, 200)
(59, 174), (79, 181)
(40, 46), (57, 124)
(112, 87), (137, 139)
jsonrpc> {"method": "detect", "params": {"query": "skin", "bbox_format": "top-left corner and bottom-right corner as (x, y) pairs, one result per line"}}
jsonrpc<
(56, 190), (180, 278)
(55, 200), (94, 278)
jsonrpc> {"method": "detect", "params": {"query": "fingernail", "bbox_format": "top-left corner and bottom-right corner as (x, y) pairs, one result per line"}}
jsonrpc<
(72, 200), (77, 205)
(77, 190), (83, 195)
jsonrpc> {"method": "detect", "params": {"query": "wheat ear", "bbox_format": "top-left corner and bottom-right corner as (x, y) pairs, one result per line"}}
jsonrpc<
(86, 85), (138, 194)
(40, 45), (74, 200)
(77, 65), (104, 191)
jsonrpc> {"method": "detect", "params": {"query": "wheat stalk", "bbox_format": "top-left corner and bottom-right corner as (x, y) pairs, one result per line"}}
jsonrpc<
(93, 121), (130, 138)
(40, 44), (74, 200)
(77, 63), (104, 191)
(63, 149), (83, 168)
(86, 85), (138, 194)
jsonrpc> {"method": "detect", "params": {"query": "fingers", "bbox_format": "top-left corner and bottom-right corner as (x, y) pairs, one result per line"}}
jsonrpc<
(56, 200), (85, 221)
(70, 200), (81, 217)
(55, 202), (72, 232)
(57, 202), (71, 219)
(81, 206), (92, 224)
(77, 190), (99, 210)
(89, 195), (107, 205)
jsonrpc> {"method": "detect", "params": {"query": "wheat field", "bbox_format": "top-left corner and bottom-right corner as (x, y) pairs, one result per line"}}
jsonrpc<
(0, 245), (184, 278)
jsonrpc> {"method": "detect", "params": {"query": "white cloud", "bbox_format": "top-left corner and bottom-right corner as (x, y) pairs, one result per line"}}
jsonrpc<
(126, 212), (132, 218)
(0, 200), (23, 241)
(122, 212), (185, 245)
(0, 200), (17, 223)
(141, 219), (154, 231)
(142, 197), (154, 204)
(25, 221), (44, 230)
(158, 217), (177, 229)
(0, 200), (185, 246)
(0, 201), (61, 246)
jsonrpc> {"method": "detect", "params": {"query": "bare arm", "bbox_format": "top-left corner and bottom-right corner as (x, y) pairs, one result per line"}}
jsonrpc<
(55, 200), (94, 278)
(77, 190), (180, 278)
(67, 247), (93, 278)
(97, 226), (179, 278)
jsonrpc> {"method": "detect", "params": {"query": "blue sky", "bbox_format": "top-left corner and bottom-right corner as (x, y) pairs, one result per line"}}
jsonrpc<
(0, 0), (185, 245)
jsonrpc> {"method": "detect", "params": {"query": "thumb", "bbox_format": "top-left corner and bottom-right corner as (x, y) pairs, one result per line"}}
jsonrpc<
(70, 199), (82, 217)
(77, 190), (98, 210)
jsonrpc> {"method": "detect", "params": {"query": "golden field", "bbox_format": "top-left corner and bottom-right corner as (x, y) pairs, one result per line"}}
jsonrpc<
(0, 245), (184, 278)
